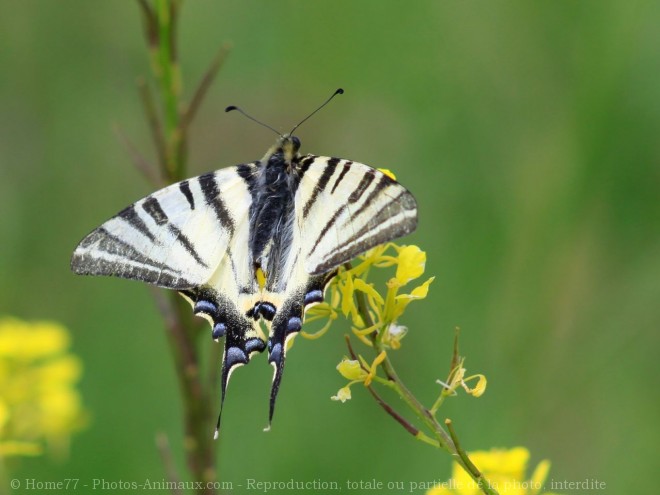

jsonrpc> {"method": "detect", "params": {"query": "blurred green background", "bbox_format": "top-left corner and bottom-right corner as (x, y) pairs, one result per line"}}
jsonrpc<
(1, 1), (658, 493)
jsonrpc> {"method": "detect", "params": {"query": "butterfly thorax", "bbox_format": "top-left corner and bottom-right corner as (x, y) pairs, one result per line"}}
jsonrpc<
(248, 135), (302, 281)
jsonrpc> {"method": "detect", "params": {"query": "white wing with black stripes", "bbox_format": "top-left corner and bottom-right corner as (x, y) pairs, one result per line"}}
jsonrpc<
(297, 155), (417, 275)
(71, 134), (417, 437)
(72, 168), (252, 290)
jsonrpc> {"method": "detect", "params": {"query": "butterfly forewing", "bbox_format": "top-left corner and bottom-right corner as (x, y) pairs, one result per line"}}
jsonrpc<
(294, 155), (417, 276)
(71, 167), (252, 290)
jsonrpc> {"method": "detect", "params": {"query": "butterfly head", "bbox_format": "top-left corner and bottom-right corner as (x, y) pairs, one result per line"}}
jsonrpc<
(262, 134), (301, 165)
(278, 134), (301, 160)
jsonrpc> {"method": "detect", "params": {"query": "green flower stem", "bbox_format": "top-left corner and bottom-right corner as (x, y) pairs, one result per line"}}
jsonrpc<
(430, 329), (461, 415)
(352, 288), (499, 495)
(134, 2), (229, 493)
(445, 419), (495, 494)
(154, 0), (183, 179)
(429, 389), (450, 416)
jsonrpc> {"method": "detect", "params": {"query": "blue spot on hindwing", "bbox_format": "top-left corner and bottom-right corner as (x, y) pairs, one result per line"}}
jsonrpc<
(225, 347), (248, 368)
(245, 338), (266, 355)
(195, 300), (218, 316)
(304, 289), (324, 306)
(269, 343), (282, 364)
(212, 322), (226, 340)
(287, 316), (302, 334)
(259, 302), (276, 321)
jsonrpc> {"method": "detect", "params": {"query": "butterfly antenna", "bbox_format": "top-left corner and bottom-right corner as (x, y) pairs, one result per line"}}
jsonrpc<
(289, 88), (344, 135)
(225, 105), (281, 136)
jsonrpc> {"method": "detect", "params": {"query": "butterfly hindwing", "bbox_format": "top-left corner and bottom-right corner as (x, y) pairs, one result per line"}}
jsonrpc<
(180, 286), (266, 435)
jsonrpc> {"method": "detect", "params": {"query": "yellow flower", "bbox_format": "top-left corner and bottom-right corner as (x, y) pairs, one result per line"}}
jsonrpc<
(437, 357), (487, 399)
(426, 447), (556, 495)
(394, 245), (426, 286)
(332, 243), (434, 349)
(0, 317), (86, 458)
(336, 359), (367, 381)
(364, 351), (386, 386)
(382, 323), (408, 349)
(332, 351), (388, 401)
(391, 276), (434, 321)
(468, 374), (487, 397)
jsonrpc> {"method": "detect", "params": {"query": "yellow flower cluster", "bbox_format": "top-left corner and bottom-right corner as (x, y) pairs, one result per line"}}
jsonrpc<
(304, 243), (434, 401)
(427, 447), (558, 495)
(305, 243), (434, 345)
(330, 351), (387, 403)
(0, 317), (86, 457)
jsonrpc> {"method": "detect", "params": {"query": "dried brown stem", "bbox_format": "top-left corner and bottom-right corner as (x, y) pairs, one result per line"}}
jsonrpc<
(155, 432), (184, 495)
(113, 123), (162, 186)
(137, 0), (158, 48)
(181, 43), (231, 135)
(344, 335), (419, 437)
(150, 289), (217, 494)
(137, 77), (167, 182)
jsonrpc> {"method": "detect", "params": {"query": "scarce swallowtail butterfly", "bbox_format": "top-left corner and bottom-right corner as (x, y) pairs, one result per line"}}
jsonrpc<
(71, 89), (418, 437)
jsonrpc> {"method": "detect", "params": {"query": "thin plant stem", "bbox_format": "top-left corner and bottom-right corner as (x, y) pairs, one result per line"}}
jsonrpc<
(351, 287), (499, 495)
(156, 432), (184, 495)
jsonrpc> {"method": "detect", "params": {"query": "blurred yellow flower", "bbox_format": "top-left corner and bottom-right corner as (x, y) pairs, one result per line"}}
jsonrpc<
(427, 447), (557, 495)
(0, 317), (86, 458)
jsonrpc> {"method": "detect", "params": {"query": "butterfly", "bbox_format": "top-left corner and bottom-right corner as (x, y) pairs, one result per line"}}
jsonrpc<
(71, 90), (418, 437)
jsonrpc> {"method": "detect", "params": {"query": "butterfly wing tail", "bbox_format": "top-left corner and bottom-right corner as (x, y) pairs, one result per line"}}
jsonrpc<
(264, 274), (333, 428)
(182, 288), (266, 438)
(266, 303), (302, 429)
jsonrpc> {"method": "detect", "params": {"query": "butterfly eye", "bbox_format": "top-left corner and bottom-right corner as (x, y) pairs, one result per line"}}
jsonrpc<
(291, 136), (301, 152)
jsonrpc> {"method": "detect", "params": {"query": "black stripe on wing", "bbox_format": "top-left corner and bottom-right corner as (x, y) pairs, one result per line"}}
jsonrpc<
(198, 172), (235, 237)
(72, 227), (194, 288)
(302, 157), (339, 218)
(142, 196), (169, 225)
(117, 204), (156, 242)
(330, 160), (352, 194)
(167, 224), (208, 268)
(178, 180), (195, 210)
(348, 169), (376, 202)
